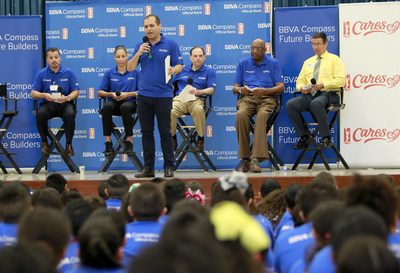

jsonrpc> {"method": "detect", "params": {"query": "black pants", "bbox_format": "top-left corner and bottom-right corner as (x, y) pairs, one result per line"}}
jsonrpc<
(137, 95), (174, 169)
(36, 101), (76, 143)
(101, 100), (136, 136)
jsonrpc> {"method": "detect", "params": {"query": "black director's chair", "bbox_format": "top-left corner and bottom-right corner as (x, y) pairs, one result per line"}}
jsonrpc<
(235, 93), (286, 171)
(291, 88), (350, 171)
(174, 92), (216, 172)
(0, 83), (21, 174)
(32, 99), (80, 174)
(97, 98), (144, 173)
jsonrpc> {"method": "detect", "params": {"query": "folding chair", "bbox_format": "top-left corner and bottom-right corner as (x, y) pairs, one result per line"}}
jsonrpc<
(235, 94), (286, 171)
(97, 98), (144, 173)
(291, 88), (350, 171)
(174, 95), (216, 172)
(0, 83), (21, 174)
(32, 99), (80, 174)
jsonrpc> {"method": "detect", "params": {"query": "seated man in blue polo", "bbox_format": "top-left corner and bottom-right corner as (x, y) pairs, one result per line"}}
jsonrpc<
(171, 46), (216, 151)
(233, 39), (284, 173)
(31, 47), (79, 157)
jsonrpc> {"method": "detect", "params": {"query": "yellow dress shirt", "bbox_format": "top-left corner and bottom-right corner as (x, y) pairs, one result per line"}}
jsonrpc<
(296, 50), (346, 91)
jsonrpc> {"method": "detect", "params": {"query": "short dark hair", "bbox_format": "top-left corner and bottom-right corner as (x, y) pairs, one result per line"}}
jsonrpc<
(107, 174), (129, 199)
(331, 206), (387, 257)
(190, 46), (205, 56)
(31, 187), (62, 210)
(60, 190), (82, 207)
(130, 183), (165, 221)
(63, 199), (93, 237)
(144, 14), (160, 25)
(0, 183), (31, 223)
(45, 174), (67, 194)
(260, 178), (281, 198)
(284, 184), (302, 210)
(297, 181), (338, 220)
(312, 32), (327, 44)
(18, 208), (70, 265)
(46, 47), (60, 56)
(314, 171), (337, 188)
(163, 179), (186, 213)
(98, 180), (109, 200)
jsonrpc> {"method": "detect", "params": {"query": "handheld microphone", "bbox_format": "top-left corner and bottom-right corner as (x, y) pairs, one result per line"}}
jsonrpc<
(187, 78), (193, 86)
(115, 90), (121, 97)
(311, 78), (317, 85)
(57, 86), (63, 93)
(142, 36), (152, 59)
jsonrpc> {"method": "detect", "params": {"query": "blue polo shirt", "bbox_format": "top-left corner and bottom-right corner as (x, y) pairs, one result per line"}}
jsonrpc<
(234, 55), (283, 89)
(275, 210), (295, 238)
(98, 66), (140, 102)
(58, 238), (80, 273)
(307, 246), (336, 273)
(105, 199), (122, 211)
(274, 222), (314, 273)
(173, 64), (216, 96)
(123, 221), (163, 267)
(0, 222), (18, 248)
(133, 34), (183, 98)
(66, 265), (125, 273)
(32, 65), (79, 103)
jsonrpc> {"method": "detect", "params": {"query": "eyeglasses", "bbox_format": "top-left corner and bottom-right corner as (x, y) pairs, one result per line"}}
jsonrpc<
(251, 47), (264, 52)
(312, 43), (325, 48)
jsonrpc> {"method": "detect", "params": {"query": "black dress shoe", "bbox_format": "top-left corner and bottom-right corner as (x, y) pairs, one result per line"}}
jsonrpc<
(135, 167), (155, 178)
(65, 144), (74, 157)
(164, 166), (174, 178)
(41, 141), (49, 154)
(104, 141), (114, 157)
(293, 135), (310, 150)
(317, 137), (333, 150)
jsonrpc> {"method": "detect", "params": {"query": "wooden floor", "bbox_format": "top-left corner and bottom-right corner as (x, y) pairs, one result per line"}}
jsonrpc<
(2, 165), (400, 198)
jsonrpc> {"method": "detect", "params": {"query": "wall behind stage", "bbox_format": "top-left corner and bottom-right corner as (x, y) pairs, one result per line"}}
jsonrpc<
(0, 16), (42, 168)
(46, 0), (272, 171)
(339, 2), (400, 168)
(274, 6), (340, 164)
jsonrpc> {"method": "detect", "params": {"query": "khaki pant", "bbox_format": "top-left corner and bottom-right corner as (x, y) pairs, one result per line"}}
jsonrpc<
(171, 96), (206, 137)
(236, 95), (276, 161)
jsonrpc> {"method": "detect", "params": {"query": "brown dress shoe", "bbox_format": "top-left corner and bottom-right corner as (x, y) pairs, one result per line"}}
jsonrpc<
(250, 158), (262, 173)
(65, 144), (74, 157)
(41, 141), (49, 154)
(235, 159), (250, 172)
(195, 139), (204, 151)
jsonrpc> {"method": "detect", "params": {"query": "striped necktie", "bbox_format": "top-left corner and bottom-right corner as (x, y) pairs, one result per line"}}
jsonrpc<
(311, 56), (321, 96)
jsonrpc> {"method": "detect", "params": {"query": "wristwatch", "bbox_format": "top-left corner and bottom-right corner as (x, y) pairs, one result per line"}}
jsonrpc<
(67, 95), (71, 102)
(239, 87), (242, 95)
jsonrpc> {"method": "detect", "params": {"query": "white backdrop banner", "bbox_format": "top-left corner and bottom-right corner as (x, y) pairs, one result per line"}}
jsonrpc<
(339, 2), (400, 168)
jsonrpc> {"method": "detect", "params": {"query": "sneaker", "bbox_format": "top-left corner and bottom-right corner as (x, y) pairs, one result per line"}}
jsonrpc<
(123, 140), (133, 155)
(293, 135), (310, 150)
(104, 141), (113, 157)
(235, 159), (250, 173)
(250, 158), (261, 173)
(317, 137), (333, 150)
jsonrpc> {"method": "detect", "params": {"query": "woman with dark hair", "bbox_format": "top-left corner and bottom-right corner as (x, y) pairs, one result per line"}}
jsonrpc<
(97, 45), (139, 156)
(68, 212), (126, 273)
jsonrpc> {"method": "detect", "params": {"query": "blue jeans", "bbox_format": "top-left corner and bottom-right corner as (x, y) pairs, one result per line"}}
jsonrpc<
(137, 95), (174, 169)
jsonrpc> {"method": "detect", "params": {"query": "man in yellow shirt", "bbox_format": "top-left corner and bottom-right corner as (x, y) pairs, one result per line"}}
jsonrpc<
(286, 32), (345, 150)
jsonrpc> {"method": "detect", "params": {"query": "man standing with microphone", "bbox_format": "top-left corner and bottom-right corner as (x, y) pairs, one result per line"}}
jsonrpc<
(128, 14), (183, 178)
(286, 32), (345, 150)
